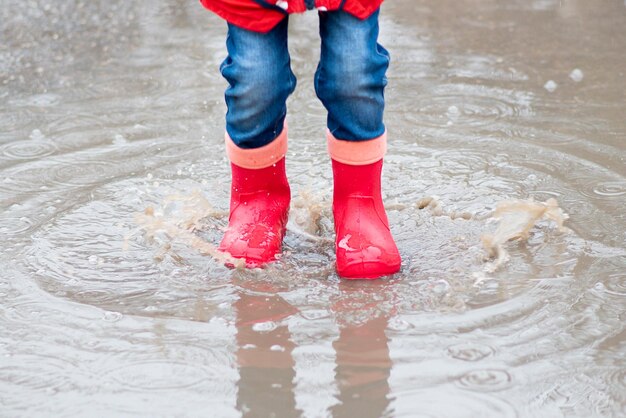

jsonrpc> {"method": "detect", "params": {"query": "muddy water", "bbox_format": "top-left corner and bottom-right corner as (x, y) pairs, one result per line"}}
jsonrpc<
(1, 0), (625, 416)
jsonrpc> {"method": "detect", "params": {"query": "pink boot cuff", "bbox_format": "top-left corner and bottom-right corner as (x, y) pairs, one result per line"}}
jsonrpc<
(326, 130), (387, 166)
(225, 125), (288, 169)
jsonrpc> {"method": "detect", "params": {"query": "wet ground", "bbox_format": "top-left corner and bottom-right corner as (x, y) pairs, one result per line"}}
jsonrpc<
(1, 0), (625, 416)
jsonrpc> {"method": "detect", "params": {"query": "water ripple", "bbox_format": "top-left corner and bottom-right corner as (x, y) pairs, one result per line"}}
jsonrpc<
(9, 93), (61, 108)
(395, 389), (518, 418)
(447, 343), (496, 362)
(591, 181), (626, 198)
(405, 84), (533, 129)
(0, 216), (34, 236)
(0, 159), (121, 194)
(0, 356), (79, 393)
(604, 273), (626, 297)
(456, 369), (513, 392)
(1, 140), (57, 160)
(46, 159), (119, 187)
(103, 361), (213, 391)
(608, 368), (626, 403)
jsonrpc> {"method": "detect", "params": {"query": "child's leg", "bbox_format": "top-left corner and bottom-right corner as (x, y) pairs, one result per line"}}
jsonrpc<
(315, 9), (401, 279)
(218, 18), (296, 266)
(221, 18), (296, 148)
(315, 9), (389, 142)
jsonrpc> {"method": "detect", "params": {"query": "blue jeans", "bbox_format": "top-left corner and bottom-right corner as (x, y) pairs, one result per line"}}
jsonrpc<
(220, 9), (390, 149)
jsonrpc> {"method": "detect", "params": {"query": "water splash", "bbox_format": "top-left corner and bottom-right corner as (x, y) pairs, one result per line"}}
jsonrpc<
(134, 190), (571, 280)
(482, 198), (569, 272)
(131, 190), (245, 268)
(288, 189), (333, 242)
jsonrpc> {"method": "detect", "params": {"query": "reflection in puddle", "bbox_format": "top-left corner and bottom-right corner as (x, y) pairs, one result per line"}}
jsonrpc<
(235, 291), (300, 417)
(331, 313), (392, 417)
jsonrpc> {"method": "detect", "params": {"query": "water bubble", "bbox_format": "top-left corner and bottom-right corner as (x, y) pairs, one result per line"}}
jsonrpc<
(432, 279), (451, 295)
(447, 105), (460, 117)
(388, 317), (412, 331)
(102, 311), (123, 322)
(113, 134), (127, 145)
(593, 282), (606, 292)
(270, 345), (285, 352)
(29, 129), (45, 140)
(208, 316), (226, 326)
(544, 80), (558, 92)
(301, 309), (330, 320)
(569, 68), (584, 82)
(252, 321), (278, 332)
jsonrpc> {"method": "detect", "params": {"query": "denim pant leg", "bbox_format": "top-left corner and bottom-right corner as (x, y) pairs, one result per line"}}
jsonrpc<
(221, 18), (297, 149)
(315, 9), (390, 141)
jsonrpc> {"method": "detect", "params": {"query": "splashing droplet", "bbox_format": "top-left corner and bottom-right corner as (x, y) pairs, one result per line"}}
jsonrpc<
(569, 68), (584, 82)
(543, 80), (558, 92)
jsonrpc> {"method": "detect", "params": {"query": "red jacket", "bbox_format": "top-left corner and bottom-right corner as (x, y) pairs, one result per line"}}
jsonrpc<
(200, 0), (384, 33)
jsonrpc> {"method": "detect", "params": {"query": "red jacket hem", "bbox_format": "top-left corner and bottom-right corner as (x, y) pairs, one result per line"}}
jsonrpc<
(200, 0), (383, 33)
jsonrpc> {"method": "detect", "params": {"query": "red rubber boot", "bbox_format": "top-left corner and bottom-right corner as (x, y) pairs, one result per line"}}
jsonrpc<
(328, 131), (401, 279)
(219, 128), (290, 267)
